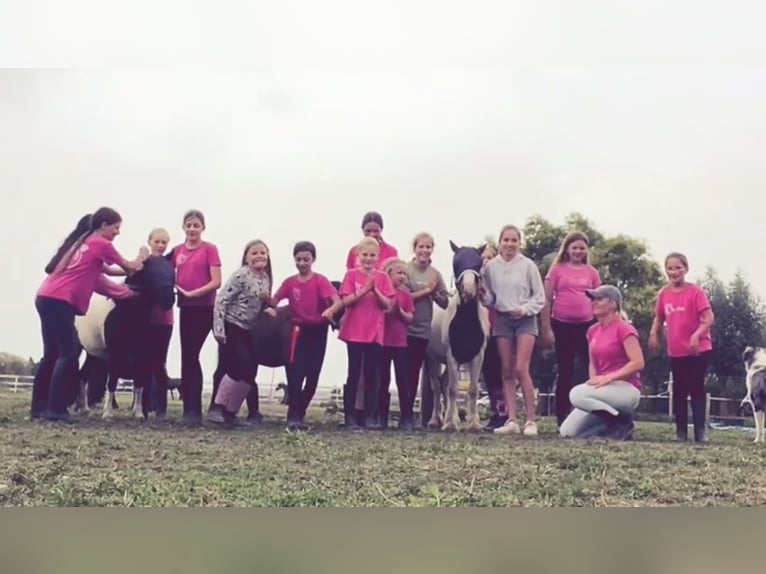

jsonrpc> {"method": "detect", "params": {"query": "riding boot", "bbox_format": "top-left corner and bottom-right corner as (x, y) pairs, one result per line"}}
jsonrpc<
(691, 397), (708, 443)
(378, 392), (391, 430)
(341, 384), (360, 430)
(673, 392), (688, 442)
(592, 409), (634, 441)
(364, 382), (382, 430)
(246, 383), (262, 423)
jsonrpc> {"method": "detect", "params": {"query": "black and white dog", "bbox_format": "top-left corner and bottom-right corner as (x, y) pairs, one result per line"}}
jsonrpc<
(741, 346), (766, 443)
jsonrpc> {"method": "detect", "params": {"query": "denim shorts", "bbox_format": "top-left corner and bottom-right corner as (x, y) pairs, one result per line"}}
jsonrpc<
(492, 313), (539, 338)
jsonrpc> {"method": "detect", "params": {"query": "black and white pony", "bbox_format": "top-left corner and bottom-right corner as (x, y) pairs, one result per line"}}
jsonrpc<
(422, 241), (490, 431)
(72, 256), (175, 418)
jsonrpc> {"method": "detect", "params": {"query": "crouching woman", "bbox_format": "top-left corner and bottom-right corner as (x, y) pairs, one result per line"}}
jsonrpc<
(559, 285), (644, 441)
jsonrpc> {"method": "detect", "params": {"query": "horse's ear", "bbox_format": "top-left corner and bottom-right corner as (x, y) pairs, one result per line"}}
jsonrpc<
(449, 240), (459, 253)
(477, 243), (486, 255)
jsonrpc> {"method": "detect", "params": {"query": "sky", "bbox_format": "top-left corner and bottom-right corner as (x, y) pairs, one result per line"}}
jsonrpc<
(1, 2), (765, 393)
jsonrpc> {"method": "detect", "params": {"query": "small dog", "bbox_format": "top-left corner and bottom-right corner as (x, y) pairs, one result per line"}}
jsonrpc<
(741, 346), (766, 443)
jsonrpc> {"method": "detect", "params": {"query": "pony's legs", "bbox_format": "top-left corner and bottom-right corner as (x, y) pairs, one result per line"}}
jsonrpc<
(102, 371), (120, 419)
(442, 353), (461, 432)
(464, 348), (485, 432)
(424, 358), (442, 428)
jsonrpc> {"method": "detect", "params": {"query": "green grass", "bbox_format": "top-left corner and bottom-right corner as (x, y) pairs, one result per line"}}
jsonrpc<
(1, 392), (766, 507)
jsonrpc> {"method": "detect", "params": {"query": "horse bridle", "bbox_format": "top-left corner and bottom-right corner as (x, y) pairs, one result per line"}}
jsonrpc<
(454, 268), (481, 292)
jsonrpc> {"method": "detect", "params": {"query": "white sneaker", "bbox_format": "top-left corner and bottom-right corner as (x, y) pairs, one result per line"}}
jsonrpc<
(494, 419), (521, 435)
(523, 420), (538, 436)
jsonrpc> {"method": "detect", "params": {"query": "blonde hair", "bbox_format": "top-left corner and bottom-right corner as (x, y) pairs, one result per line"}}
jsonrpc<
(412, 232), (435, 250)
(383, 258), (407, 274)
(147, 227), (169, 242)
(357, 236), (380, 253)
(241, 239), (273, 286)
(552, 231), (590, 265)
(482, 245), (497, 259)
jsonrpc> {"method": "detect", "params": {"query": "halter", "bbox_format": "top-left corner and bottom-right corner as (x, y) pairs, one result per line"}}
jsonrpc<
(453, 268), (481, 295)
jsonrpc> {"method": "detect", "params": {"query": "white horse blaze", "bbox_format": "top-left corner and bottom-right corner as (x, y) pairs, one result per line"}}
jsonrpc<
(424, 297), (489, 432)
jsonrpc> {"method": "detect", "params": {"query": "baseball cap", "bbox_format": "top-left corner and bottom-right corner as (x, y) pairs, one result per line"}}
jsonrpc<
(585, 284), (623, 309)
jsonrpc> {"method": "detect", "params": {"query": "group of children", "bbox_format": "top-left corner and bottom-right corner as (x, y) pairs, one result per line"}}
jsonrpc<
(30, 207), (714, 443)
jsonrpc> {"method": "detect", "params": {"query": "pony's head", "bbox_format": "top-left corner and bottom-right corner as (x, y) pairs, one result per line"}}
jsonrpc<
(450, 240), (486, 302)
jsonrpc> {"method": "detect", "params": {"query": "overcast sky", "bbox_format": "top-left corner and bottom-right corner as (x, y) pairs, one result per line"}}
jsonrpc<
(1, 2), (764, 391)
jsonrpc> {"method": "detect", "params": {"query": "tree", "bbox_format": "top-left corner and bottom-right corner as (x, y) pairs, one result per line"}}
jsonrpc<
(0, 352), (37, 376)
(521, 213), (668, 392)
(700, 267), (766, 397)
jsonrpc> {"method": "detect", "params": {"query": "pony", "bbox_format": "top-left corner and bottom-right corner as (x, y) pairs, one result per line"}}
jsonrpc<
(421, 241), (490, 431)
(72, 256), (175, 418)
(208, 287), (342, 421)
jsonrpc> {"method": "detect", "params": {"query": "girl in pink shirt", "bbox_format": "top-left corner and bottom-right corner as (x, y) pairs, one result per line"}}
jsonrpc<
(649, 252), (715, 443)
(272, 240), (341, 431)
(328, 236), (396, 429)
(170, 209), (222, 424)
(379, 258), (415, 430)
(559, 284), (644, 441)
(344, 212), (398, 415)
(345, 211), (399, 271)
(542, 231), (602, 427)
(32, 208), (147, 423)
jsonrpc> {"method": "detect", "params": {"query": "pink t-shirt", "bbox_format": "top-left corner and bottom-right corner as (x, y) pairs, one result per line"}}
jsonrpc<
(37, 235), (123, 315)
(338, 268), (396, 345)
(273, 273), (338, 326)
(655, 283), (713, 358)
(94, 275), (134, 300)
(383, 288), (415, 348)
(546, 263), (601, 323)
(345, 241), (399, 271)
(587, 319), (642, 389)
(172, 241), (222, 307)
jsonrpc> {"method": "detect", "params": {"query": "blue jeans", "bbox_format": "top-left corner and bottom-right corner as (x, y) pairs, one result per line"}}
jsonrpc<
(31, 296), (79, 417)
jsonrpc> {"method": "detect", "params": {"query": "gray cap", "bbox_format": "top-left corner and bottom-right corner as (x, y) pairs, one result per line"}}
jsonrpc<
(585, 284), (623, 309)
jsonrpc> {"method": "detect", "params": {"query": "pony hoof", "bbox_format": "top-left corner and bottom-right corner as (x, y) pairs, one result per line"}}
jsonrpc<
(442, 421), (459, 432)
(465, 421), (483, 432)
(427, 419), (441, 429)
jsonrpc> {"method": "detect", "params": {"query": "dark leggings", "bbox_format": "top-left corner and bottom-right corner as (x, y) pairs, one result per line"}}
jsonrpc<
(380, 346), (409, 419)
(221, 321), (259, 382)
(179, 305), (213, 418)
(670, 351), (711, 426)
(147, 324), (173, 415)
(286, 323), (329, 422)
(346, 342), (382, 415)
(482, 336), (503, 416)
(406, 336), (429, 414)
(552, 319), (593, 424)
(31, 296), (79, 417)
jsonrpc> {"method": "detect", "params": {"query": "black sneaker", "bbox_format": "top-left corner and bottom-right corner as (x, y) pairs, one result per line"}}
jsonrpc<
(483, 415), (507, 432)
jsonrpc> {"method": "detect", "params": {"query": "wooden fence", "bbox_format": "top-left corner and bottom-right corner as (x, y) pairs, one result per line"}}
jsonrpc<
(0, 373), (746, 424)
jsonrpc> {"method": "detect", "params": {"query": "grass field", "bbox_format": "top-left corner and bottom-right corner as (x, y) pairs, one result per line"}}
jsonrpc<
(2, 392), (766, 507)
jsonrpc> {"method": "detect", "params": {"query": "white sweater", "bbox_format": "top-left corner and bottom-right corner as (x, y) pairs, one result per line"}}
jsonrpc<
(480, 254), (545, 316)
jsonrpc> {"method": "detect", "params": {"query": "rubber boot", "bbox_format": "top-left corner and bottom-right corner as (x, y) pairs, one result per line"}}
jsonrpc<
(691, 397), (708, 443)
